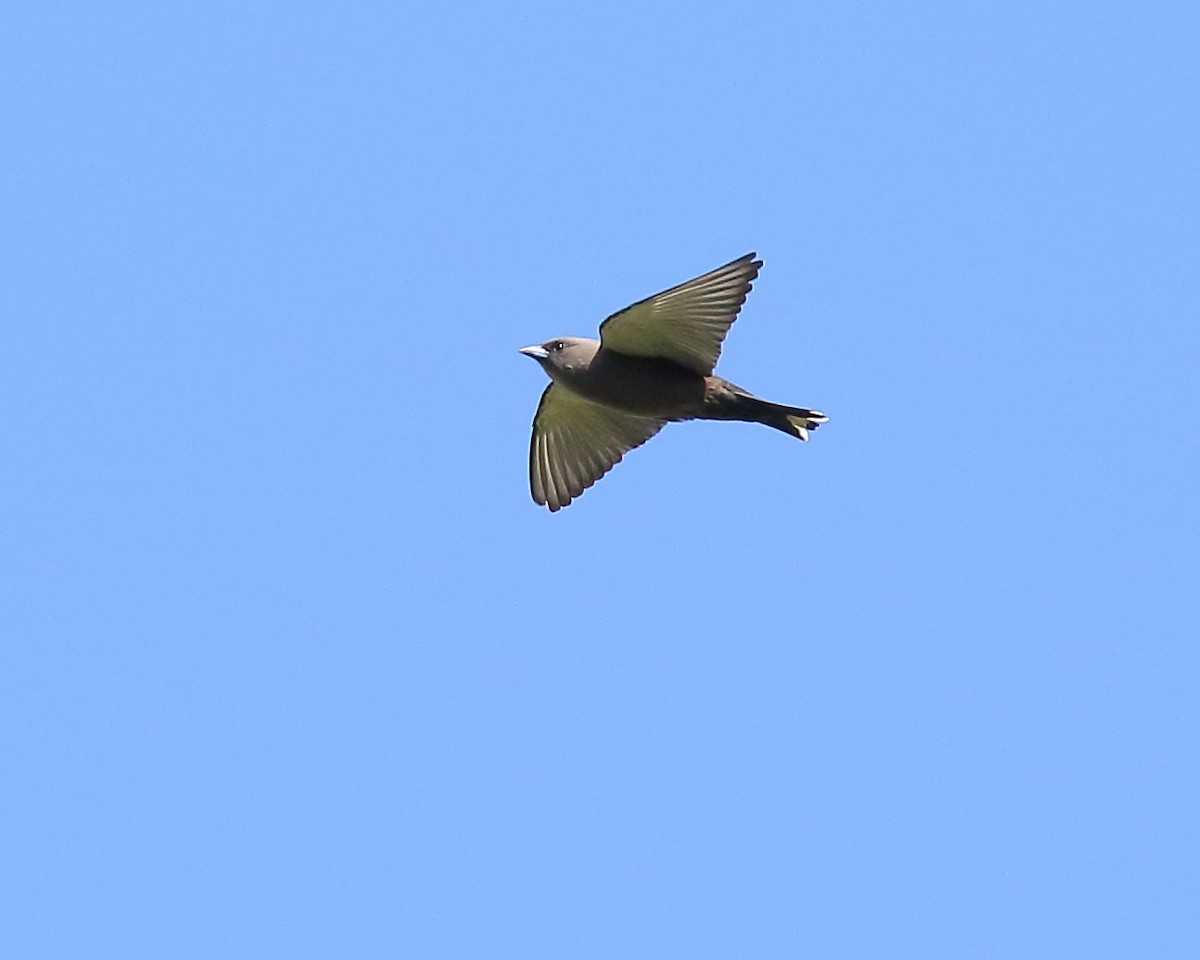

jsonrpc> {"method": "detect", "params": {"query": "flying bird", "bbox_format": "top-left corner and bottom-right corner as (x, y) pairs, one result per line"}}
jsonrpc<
(520, 253), (827, 511)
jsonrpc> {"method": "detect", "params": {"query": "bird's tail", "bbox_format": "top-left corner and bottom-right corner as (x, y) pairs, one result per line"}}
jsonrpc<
(741, 396), (829, 441)
(705, 380), (828, 440)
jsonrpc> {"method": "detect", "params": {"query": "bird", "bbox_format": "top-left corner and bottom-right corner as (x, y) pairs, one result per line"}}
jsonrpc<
(519, 252), (827, 511)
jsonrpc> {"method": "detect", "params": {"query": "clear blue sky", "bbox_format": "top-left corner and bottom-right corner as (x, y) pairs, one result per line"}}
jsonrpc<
(3, 2), (1198, 957)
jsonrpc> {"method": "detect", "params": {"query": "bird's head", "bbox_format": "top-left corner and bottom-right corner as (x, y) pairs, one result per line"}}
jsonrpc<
(518, 337), (598, 379)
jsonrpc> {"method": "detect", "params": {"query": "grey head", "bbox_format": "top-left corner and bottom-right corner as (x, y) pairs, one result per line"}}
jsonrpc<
(518, 337), (600, 383)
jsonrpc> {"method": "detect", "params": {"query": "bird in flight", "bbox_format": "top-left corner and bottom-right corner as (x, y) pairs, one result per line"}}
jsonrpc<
(520, 253), (827, 511)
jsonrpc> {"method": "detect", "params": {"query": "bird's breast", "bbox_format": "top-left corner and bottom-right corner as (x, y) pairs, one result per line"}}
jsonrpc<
(569, 350), (706, 418)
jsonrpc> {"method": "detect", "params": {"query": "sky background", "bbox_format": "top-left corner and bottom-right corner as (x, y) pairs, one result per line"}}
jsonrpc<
(3, 1), (1199, 957)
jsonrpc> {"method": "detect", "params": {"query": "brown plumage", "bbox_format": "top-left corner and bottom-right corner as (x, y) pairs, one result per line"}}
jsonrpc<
(520, 253), (827, 511)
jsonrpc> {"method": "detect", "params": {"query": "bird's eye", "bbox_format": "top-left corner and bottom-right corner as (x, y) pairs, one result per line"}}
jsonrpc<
(553, 341), (565, 352)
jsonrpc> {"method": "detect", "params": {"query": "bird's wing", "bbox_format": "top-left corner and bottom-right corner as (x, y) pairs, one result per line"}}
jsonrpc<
(598, 253), (762, 376)
(530, 384), (665, 511)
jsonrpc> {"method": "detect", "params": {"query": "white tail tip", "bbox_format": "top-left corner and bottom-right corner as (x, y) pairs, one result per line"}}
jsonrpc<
(785, 410), (828, 441)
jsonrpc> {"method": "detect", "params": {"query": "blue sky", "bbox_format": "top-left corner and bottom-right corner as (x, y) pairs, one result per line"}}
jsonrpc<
(3, 1), (1198, 956)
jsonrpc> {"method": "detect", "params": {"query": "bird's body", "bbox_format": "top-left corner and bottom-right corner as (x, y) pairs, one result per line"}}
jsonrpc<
(520, 254), (827, 511)
(538, 338), (704, 417)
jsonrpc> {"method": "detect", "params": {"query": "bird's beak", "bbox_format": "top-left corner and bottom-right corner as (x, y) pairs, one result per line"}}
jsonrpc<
(519, 345), (549, 361)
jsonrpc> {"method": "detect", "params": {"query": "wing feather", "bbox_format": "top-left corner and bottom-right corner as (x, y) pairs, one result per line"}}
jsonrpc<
(528, 384), (664, 511)
(598, 253), (762, 375)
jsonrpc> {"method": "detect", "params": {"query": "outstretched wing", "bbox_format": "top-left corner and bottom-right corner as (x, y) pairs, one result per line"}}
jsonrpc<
(598, 253), (762, 375)
(529, 384), (665, 511)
